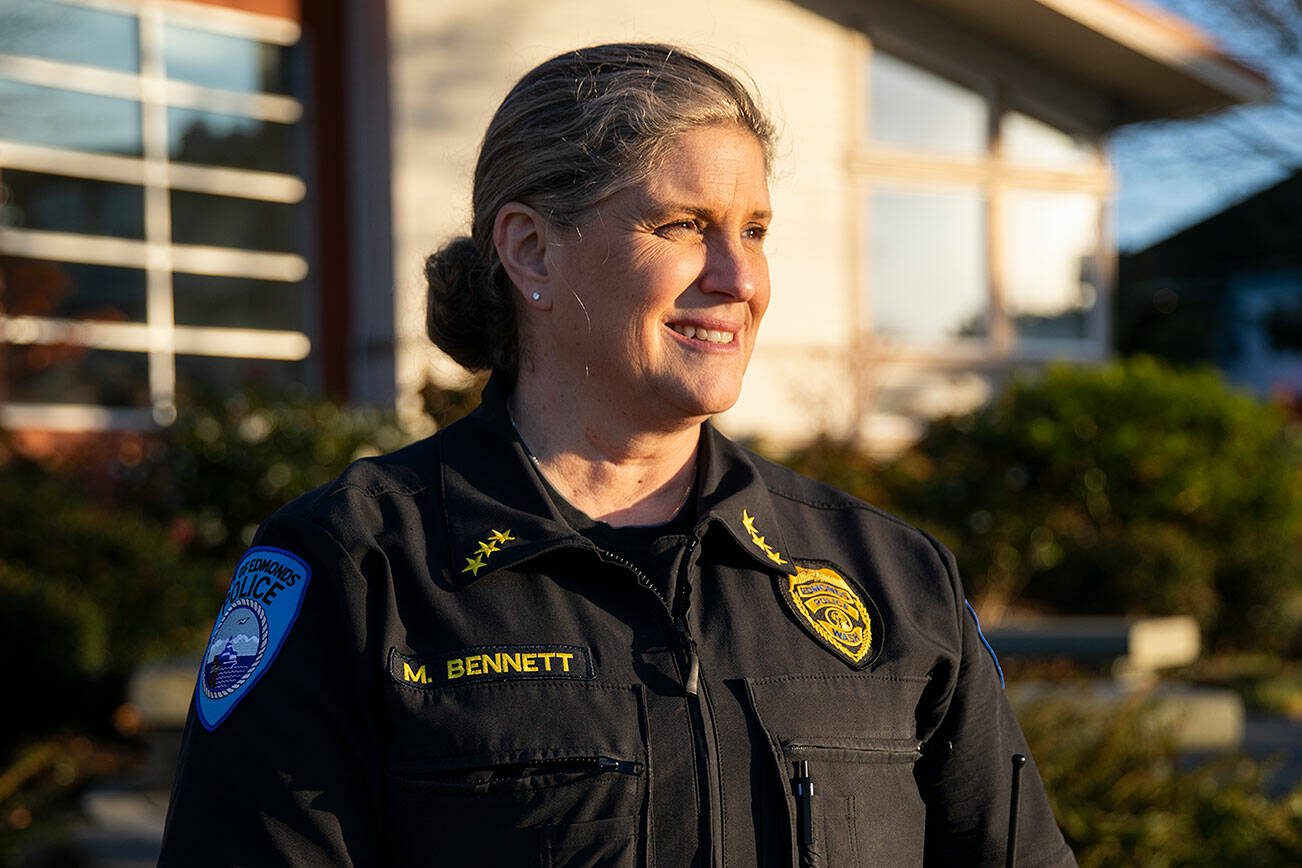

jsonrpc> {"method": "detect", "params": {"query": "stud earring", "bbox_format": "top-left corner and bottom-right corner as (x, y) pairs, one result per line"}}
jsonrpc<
(531, 292), (541, 302)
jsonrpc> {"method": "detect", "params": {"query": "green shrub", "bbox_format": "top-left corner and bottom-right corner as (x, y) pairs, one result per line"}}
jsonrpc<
(0, 562), (107, 741)
(872, 357), (1302, 650)
(0, 461), (222, 677)
(126, 390), (415, 564)
(1021, 698), (1302, 865)
(0, 393), (419, 861)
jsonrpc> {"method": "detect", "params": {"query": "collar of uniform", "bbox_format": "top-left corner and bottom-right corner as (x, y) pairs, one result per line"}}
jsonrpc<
(438, 375), (797, 584)
(693, 423), (799, 578)
(438, 374), (592, 586)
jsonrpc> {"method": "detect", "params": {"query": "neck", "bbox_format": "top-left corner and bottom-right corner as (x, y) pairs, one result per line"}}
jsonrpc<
(509, 380), (702, 527)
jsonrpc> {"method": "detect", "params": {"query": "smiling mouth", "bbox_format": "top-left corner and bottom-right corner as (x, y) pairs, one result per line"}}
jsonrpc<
(668, 323), (736, 345)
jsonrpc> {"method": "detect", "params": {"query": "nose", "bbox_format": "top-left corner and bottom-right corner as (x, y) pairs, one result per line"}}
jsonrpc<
(698, 236), (765, 302)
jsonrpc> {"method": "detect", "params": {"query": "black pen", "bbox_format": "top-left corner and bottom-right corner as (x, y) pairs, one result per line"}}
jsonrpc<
(792, 760), (814, 851)
(1005, 753), (1027, 868)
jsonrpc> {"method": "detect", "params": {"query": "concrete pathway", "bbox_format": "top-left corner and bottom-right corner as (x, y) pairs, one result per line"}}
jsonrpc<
(73, 785), (168, 868)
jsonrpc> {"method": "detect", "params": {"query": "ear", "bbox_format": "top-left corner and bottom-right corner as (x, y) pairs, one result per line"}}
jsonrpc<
(493, 202), (553, 310)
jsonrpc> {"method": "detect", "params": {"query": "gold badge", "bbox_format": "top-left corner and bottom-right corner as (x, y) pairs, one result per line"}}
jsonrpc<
(781, 565), (880, 668)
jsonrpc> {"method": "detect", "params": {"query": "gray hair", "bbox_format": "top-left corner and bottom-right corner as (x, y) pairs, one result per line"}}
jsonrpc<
(425, 42), (775, 376)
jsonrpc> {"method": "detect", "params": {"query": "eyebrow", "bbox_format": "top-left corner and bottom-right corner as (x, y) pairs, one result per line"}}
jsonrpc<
(648, 201), (773, 221)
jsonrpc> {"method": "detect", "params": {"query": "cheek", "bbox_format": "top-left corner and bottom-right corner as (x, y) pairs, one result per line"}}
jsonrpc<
(751, 263), (773, 322)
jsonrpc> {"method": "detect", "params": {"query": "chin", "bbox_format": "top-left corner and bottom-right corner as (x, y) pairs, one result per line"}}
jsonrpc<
(658, 380), (745, 422)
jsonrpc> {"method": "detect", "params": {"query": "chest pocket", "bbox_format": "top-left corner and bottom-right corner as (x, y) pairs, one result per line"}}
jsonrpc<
(744, 673), (931, 866)
(385, 680), (647, 867)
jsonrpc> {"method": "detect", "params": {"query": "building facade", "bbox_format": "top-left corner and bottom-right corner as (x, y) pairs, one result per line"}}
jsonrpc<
(0, 0), (1265, 447)
(1120, 170), (1302, 406)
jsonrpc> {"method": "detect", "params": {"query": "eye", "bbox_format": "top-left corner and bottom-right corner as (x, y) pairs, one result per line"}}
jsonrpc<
(654, 219), (703, 239)
(743, 223), (769, 242)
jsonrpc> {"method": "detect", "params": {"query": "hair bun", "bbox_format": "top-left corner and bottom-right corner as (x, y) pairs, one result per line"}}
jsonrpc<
(425, 236), (513, 372)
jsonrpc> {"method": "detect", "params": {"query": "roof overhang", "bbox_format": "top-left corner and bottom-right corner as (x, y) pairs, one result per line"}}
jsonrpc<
(914, 0), (1272, 123)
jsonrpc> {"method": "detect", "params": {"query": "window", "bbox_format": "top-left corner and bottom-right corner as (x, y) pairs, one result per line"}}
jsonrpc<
(868, 49), (987, 158)
(858, 48), (1108, 359)
(0, 0), (310, 429)
(866, 186), (987, 343)
(1002, 111), (1096, 169)
(1001, 190), (1100, 341)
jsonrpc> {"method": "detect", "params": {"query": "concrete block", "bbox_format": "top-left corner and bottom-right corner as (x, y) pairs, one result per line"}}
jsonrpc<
(128, 657), (200, 728)
(984, 615), (1200, 674)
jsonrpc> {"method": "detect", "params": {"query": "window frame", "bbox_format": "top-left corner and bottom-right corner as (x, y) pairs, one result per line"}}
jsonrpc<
(853, 37), (1113, 365)
(0, 0), (310, 430)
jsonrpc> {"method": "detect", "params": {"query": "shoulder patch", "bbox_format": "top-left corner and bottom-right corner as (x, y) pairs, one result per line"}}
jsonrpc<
(779, 562), (883, 669)
(389, 644), (594, 689)
(197, 546), (312, 730)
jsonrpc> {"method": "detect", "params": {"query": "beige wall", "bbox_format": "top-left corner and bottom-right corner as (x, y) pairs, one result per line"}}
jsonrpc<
(388, 0), (862, 441)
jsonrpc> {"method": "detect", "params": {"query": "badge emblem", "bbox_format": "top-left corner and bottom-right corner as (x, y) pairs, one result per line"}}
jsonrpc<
(780, 564), (881, 668)
(197, 546), (311, 730)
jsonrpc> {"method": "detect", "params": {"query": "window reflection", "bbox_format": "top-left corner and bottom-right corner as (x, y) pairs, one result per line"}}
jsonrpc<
(0, 80), (142, 154)
(1, 256), (147, 322)
(1002, 190), (1099, 341)
(1, 170), (144, 238)
(173, 273), (303, 330)
(868, 187), (987, 342)
(1002, 112), (1096, 169)
(869, 50), (986, 157)
(0, 0), (138, 71)
(5, 345), (150, 406)
(164, 23), (294, 94)
(171, 191), (299, 253)
(169, 107), (295, 173)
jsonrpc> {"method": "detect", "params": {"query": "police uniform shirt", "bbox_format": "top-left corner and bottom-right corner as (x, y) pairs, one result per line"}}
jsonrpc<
(159, 375), (1078, 867)
(531, 452), (697, 611)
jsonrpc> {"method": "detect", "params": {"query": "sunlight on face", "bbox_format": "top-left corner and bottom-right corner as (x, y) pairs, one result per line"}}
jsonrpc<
(541, 124), (773, 426)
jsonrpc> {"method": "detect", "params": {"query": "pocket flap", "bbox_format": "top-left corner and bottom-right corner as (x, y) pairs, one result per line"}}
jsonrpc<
(744, 673), (929, 744)
(389, 680), (644, 773)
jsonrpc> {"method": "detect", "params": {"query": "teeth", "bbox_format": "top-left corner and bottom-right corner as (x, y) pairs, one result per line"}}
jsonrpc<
(670, 323), (735, 344)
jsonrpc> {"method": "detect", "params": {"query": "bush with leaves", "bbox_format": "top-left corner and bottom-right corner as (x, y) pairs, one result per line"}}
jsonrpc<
(1, 392), (421, 863)
(780, 357), (1302, 650)
(1020, 697), (1302, 865)
(124, 390), (416, 565)
(0, 458), (222, 684)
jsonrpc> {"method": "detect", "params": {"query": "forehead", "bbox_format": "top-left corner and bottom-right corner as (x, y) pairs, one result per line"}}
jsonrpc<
(627, 125), (771, 213)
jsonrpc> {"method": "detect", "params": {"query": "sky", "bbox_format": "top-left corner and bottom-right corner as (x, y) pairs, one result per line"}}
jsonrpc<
(1109, 0), (1302, 252)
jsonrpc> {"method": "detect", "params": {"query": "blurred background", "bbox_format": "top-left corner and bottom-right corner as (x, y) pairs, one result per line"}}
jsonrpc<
(0, 0), (1298, 864)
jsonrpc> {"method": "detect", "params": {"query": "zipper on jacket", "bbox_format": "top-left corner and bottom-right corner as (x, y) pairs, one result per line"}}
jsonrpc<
(675, 616), (701, 696)
(388, 754), (643, 793)
(671, 535), (726, 868)
(595, 535), (722, 866)
(593, 755), (643, 775)
(514, 754), (643, 774)
(784, 742), (923, 764)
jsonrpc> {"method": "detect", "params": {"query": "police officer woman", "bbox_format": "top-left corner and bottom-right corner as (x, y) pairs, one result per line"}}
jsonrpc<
(161, 43), (1075, 866)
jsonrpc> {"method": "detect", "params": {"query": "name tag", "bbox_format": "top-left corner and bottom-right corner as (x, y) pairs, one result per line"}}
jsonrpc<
(389, 644), (594, 688)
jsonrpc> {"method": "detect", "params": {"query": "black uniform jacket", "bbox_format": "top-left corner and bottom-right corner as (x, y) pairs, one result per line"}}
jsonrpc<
(161, 378), (1076, 867)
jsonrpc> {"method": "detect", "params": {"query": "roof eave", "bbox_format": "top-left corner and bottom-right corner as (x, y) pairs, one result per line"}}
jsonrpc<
(916, 0), (1272, 125)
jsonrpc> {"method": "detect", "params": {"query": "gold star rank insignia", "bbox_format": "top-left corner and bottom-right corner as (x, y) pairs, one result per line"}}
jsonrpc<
(778, 564), (882, 669)
(461, 554), (487, 576)
(476, 539), (501, 556)
(741, 510), (786, 565)
(488, 529), (516, 544)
